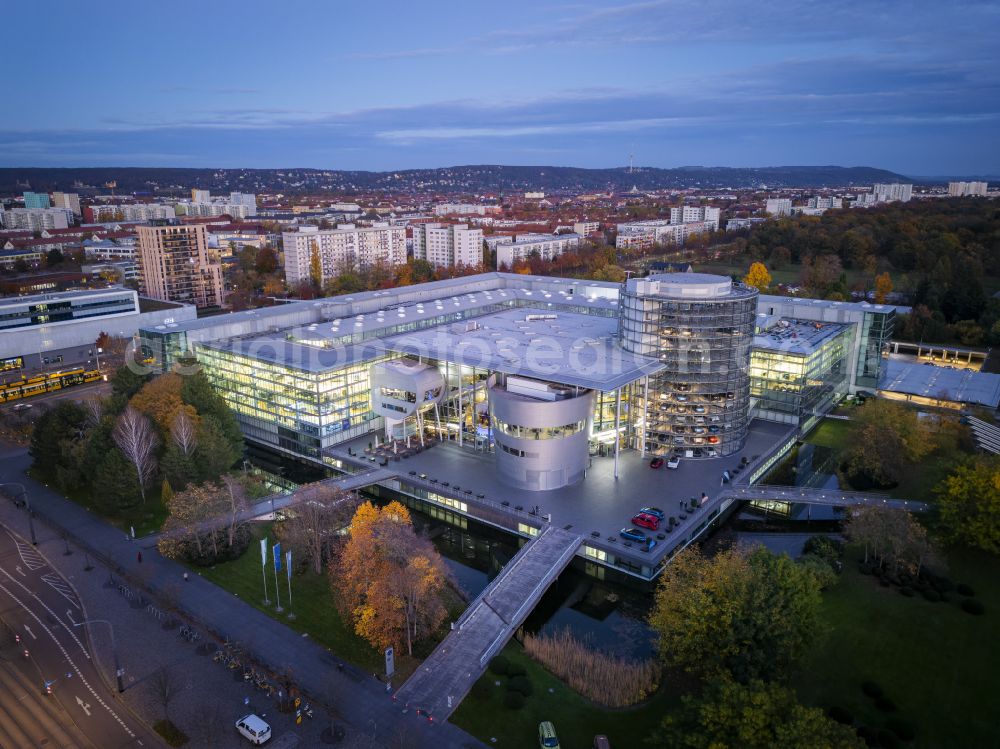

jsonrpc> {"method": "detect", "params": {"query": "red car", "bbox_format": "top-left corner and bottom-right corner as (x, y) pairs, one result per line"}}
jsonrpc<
(631, 512), (659, 531)
(649, 457), (664, 469)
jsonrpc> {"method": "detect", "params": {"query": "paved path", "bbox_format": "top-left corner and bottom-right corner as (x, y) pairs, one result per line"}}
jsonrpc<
(395, 526), (582, 721)
(725, 484), (929, 512)
(0, 443), (484, 749)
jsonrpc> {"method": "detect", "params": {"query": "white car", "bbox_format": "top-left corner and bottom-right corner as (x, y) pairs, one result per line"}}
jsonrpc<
(666, 456), (681, 469)
(236, 714), (271, 745)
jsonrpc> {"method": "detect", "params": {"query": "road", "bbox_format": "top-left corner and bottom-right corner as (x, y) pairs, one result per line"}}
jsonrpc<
(0, 525), (159, 748)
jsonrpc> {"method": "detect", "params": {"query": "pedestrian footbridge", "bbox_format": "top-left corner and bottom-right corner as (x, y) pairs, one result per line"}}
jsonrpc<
(394, 525), (582, 721)
(726, 484), (929, 512)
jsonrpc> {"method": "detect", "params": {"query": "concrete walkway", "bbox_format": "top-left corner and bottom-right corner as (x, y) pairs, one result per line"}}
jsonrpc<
(395, 526), (582, 721)
(725, 484), (929, 512)
(0, 443), (484, 749)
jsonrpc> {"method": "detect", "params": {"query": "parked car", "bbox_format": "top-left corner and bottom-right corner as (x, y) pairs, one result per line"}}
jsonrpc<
(649, 457), (664, 469)
(704, 447), (718, 457)
(693, 405), (706, 413)
(691, 426), (706, 434)
(538, 721), (561, 749)
(666, 455), (681, 469)
(236, 714), (271, 745)
(594, 736), (611, 749)
(639, 506), (665, 520)
(620, 527), (648, 543)
(631, 512), (659, 531)
(708, 425), (720, 433)
(706, 436), (720, 444)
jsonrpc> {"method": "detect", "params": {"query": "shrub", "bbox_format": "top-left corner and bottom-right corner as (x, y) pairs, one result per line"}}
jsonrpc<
(488, 655), (509, 676)
(923, 589), (941, 602)
(861, 681), (884, 699)
(827, 705), (853, 725)
(877, 728), (901, 748)
(803, 535), (843, 566)
(899, 587), (914, 597)
(962, 599), (985, 615)
(523, 628), (661, 708)
(153, 720), (189, 748)
(856, 725), (877, 746)
(502, 691), (526, 710)
(470, 678), (493, 700)
(507, 675), (534, 697)
(957, 583), (976, 597)
(875, 696), (897, 712)
(886, 718), (916, 741)
(506, 662), (526, 678)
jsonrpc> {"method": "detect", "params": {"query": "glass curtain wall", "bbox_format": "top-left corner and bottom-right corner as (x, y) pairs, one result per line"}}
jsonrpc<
(855, 309), (894, 389)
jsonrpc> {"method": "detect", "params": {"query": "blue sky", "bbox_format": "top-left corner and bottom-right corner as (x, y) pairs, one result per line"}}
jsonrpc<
(3, 0), (999, 174)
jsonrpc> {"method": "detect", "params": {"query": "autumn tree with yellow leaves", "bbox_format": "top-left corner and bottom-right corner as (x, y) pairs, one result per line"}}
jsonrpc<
(743, 261), (772, 291)
(331, 501), (454, 655)
(874, 272), (893, 303)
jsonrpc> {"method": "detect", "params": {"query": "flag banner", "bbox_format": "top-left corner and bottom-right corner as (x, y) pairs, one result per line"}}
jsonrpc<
(260, 538), (268, 566)
(286, 550), (292, 580)
(273, 542), (282, 572)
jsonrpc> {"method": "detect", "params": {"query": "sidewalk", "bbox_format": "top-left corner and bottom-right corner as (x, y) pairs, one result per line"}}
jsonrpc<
(0, 443), (484, 749)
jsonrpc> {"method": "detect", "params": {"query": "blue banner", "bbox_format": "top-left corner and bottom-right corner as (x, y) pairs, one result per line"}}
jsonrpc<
(273, 542), (282, 572)
(286, 550), (292, 580)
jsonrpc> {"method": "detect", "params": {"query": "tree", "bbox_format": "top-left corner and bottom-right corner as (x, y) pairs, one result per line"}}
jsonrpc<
(873, 271), (893, 303)
(255, 246), (278, 275)
(309, 240), (322, 289)
(151, 665), (180, 722)
(29, 401), (89, 490)
(158, 478), (252, 564)
(171, 409), (198, 457)
(46, 248), (64, 266)
(650, 678), (864, 749)
(844, 506), (934, 575)
(937, 457), (1000, 553)
(130, 372), (196, 437)
(843, 400), (936, 488)
(193, 416), (241, 482)
(91, 448), (141, 510)
(743, 261), (771, 291)
(649, 546), (822, 683)
(109, 365), (149, 402)
(112, 406), (159, 502)
(277, 485), (358, 575)
(331, 501), (452, 655)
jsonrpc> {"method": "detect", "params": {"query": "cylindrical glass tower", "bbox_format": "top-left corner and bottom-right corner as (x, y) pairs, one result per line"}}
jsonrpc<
(619, 273), (758, 458)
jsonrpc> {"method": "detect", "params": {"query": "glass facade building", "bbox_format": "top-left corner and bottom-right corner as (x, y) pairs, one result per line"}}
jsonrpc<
(619, 273), (758, 458)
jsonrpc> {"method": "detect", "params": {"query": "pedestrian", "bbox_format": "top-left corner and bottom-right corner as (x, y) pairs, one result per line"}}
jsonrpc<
(183, 572), (189, 582)
(137, 551), (142, 564)
(700, 492), (709, 506)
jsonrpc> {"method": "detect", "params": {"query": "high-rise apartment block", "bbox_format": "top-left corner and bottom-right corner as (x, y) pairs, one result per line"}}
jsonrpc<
(228, 193), (258, 214)
(84, 203), (176, 223)
(873, 183), (912, 203)
(669, 206), (721, 230)
(136, 220), (224, 308)
(282, 224), (406, 287)
(191, 189), (211, 203)
(807, 196), (843, 210)
(23, 191), (51, 209)
(51, 192), (82, 216)
(765, 198), (792, 216)
(412, 223), (483, 269)
(495, 233), (580, 268)
(948, 181), (988, 197)
(0, 208), (72, 231)
(573, 221), (600, 236)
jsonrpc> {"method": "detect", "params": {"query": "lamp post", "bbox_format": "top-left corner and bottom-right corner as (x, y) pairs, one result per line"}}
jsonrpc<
(1, 482), (36, 545)
(73, 618), (124, 693)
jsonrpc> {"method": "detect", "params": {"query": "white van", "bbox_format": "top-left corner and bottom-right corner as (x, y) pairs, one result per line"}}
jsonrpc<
(236, 714), (271, 745)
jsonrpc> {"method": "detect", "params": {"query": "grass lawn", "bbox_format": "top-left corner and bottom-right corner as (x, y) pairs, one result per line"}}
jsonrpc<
(804, 418), (853, 450)
(795, 546), (1000, 749)
(452, 643), (678, 748)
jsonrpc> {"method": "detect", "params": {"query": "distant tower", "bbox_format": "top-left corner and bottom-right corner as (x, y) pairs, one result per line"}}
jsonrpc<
(629, 153), (634, 174)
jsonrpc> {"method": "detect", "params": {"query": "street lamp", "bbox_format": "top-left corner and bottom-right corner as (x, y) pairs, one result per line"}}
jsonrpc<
(1, 482), (37, 545)
(73, 618), (124, 693)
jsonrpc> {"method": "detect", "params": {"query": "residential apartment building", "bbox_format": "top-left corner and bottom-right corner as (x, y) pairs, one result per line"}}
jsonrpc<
(282, 224), (406, 287)
(83, 238), (136, 262)
(84, 203), (175, 223)
(573, 221), (600, 236)
(412, 223), (484, 269)
(0, 208), (73, 231)
(807, 196), (843, 210)
(873, 183), (912, 203)
(191, 189), (211, 203)
(23, 191), (51, 209)
(765, 199), (792, 216)
(948, 181), (988, 197)
(433, 203), (501, 217)
(136, 220), (224, 308)
(615, 220), (713, 250)
(228, 193), (258, 213)
(51, 192), (82, 216)
(495, 233), (580, 267)
(176, 202), (255, 219)
(669, 206), (721, 230)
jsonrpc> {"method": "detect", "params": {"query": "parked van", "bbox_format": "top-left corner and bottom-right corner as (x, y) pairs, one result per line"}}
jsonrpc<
(236, 714), (271, 745)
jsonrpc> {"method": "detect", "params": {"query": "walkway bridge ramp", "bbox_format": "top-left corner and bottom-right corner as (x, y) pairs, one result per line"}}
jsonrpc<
(968, 416), (1000, 456)
(726, 484), (929, 512)
(395, 525), (582, 721)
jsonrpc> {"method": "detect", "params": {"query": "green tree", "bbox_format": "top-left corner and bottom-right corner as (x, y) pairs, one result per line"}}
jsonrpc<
(110, 365), (150, 401)
(649, 547), (822, 683)
(937, 457), (1000, 553)
(29, 401), (88, 490)
(192, 416), (241, 482)
(91, 448), (141, 510)
(650, 679), (864, 749)
(843, 400), (936, 488)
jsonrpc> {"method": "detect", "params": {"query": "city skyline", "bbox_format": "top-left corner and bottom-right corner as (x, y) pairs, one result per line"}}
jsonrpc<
(3, 0), (999, 174)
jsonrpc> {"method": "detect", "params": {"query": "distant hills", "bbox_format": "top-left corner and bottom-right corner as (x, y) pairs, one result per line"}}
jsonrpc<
(0, 164), (913, 195)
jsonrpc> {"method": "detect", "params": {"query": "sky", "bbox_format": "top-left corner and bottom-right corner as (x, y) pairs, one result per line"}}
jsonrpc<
(2, 1), (999, 175)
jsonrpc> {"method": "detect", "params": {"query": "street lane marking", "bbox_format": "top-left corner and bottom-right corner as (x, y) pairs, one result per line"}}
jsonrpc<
(8, 532), (46, 571)
(15, 565), (25, 577)
(23, 624), (36, 639)
(75, 695), (92, 716)
(42, 572), (81, 610)
(0, 565), (89, 657)
(0, 579), (135, 739)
